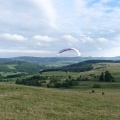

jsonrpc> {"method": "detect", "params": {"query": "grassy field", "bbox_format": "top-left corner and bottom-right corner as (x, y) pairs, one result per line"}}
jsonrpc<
(7, 64), (17, 69)
(0, 83), (120, 120)
(39, 63), (120, 82)
(0, 62), (120, 120)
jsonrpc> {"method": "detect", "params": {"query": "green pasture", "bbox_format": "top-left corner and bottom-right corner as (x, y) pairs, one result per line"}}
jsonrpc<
(0, 62), (120, 119)
(1, 62), (120, 85)
(92, 63), (120, 72)
(7, 64), (17, 69)
(0, 83), (120, 120)
(0, 72), (26, 78)
(41, 71), (80, 77)
(74, 81), (120, 90)
(40, 63), (120, 82)
(92, 63), (120, 81)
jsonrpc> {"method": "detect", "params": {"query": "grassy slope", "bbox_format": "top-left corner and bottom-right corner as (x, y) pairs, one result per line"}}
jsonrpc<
(0, 84), (120, 120)
(7, 64), (17, 69)
(92, 63), (120, 81)
(41, 62), (120, 81)
(0, 62), (120, 120)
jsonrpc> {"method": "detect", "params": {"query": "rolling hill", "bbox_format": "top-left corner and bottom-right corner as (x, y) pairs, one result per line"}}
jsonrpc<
(0, 59), (120, 119)
(0, 56), (120, 65)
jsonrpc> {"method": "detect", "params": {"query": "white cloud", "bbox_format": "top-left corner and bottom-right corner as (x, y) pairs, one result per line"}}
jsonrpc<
(0, 33), (27, 41)
(98, 47), (102, 50)
(75, 0), (88, 9)
(0, 0), (120, 57)
(62, 35), (79, 43)
(74, 0), (118, 30)
(109, 35), (120, 46)
(100, 0), (113, 3)
(30, 0), (57, 27)
(36, 42), (50, 46)
(97, 37), (109, 43)
(0, 49), (55, 54)
(33, 35), (54, 42)
(99, 47), (120, 57)
(81, 36), (94, 43)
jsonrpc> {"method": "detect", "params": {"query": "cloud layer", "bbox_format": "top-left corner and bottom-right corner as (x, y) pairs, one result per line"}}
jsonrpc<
(0, 0), (120, 57)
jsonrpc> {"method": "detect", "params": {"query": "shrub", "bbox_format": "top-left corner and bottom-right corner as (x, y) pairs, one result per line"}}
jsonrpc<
(41, 80), (46, 83)
(54, 83), (62, 88)
(93, 84), (101, 88)
(92, 90), (95, 93)
(102, 92), (104, 95)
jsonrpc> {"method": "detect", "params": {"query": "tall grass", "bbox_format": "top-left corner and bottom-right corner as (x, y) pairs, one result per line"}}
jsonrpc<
(0, 83), (120, 120)
(0, 62), (120, 119)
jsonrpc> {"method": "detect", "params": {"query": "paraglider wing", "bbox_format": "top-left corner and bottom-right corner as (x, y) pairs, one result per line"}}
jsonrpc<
(58, 48), (81, 56)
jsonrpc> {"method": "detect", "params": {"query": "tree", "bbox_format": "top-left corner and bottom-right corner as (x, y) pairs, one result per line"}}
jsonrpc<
(104, 71), (114, 82)
(99, 72), (104, 81)
(99, 71), (114, 82)
(93, 84), (101, 88)
(68, 75), (72, 80)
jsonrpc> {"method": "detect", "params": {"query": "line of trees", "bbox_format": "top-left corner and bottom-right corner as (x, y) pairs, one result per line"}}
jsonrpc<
(99, 71), (114, 82)
(47, 79), (79, 88)
(16, 75), (80, 88)
(15, 70), (115, 88)
(41, 64), (93, 73)
(15, 75), (47, 86)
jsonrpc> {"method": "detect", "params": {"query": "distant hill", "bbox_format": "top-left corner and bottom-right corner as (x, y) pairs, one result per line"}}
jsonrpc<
(0, 56), (120, 65)
(62, 59), (120, 69)
(41, 59), (120, 73)
(0, 61), (42, 74)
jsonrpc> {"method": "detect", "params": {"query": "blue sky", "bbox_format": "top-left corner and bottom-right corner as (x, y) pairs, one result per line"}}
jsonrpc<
(0, 0), (120, 57)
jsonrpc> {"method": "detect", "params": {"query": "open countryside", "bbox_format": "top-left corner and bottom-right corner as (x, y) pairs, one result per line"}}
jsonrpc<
(1, 1), (120, 119)
(0, 58), (120, 120)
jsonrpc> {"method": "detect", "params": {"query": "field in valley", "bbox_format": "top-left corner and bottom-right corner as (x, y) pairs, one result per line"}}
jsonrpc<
(0, 62), (120, 120)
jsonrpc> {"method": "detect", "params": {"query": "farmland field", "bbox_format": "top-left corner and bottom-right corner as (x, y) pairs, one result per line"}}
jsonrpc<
(0, 83), (120, 120)
(39, 62), (120, 81)
(0, 62), (120, 120)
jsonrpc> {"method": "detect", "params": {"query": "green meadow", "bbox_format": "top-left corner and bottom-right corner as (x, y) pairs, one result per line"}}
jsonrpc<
(0, 84), (120, 120)
(0, 62), (120, 120)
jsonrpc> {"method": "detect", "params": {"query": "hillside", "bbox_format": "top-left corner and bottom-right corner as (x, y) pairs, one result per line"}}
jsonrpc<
(41, 60), (120, 73)
(15, 60), (120, 89)
(0, 83), (120, 120)
(0, 56), (120, 65)
(0, 61), (42, 83)
(0, 60), (120, 119)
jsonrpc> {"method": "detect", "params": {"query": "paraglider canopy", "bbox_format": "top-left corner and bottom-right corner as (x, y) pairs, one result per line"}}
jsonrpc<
(58, 48), (81, 56)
